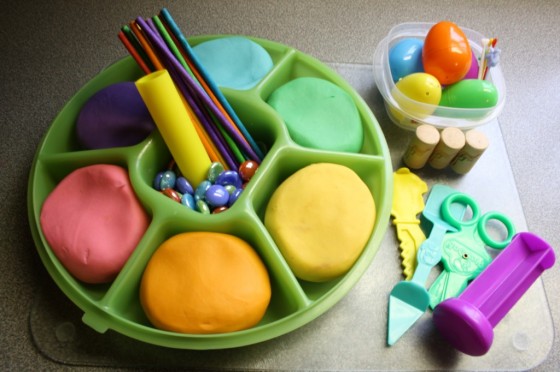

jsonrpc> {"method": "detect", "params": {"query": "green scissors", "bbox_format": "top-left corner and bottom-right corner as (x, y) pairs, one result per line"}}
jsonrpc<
(428, 192), (516, 309)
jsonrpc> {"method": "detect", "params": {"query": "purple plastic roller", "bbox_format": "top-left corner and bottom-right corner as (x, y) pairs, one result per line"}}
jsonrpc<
(432, 232), (555, 356)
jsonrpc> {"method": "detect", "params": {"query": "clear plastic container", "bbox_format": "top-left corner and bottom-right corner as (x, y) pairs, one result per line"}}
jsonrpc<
(373, 22), (506, 131)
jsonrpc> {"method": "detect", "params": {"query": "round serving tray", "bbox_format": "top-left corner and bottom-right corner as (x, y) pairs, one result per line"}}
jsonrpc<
(27, 35), (392, 349)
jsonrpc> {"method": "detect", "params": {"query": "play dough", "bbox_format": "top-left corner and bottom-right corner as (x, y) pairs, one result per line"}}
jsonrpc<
(140, 232), (271, 334)
(39, 164), (149, 283)
(267, 77), (363, 152)
(193, 36), (273, 90)
(76, 82), (156, 149)
(264, 163), (375, 282)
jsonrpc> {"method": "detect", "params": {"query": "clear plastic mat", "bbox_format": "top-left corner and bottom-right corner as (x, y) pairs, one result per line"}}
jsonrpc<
(29, 63), (554, 371)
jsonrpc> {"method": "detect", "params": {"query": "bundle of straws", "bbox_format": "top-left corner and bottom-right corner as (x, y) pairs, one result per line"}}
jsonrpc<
(478, 38), (499, 80)
(118, 8), (264, 171)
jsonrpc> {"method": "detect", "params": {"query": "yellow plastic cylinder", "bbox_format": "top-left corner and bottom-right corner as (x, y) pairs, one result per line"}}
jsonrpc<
(136, 70), (211, 186)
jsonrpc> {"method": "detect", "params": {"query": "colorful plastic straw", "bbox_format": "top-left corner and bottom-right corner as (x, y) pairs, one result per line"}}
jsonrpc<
(129, 20), (232, 168)
(118, 30), (151, 74)
(121, 25), (155, 72)
(136, 17), (240, 169)
(159, 8), (264, 160)
(134, 16), (262, 163)
(129, 21), (164, 71)
(150, 15), (247, 166)
(154, 16), (253, 165)
(119, 10), (264, 171)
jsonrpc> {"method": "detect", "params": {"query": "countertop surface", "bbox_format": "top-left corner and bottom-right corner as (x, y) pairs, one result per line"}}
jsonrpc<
(2, 1), (558, 371)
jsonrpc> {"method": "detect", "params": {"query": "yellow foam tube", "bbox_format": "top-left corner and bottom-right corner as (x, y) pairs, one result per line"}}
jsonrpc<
(136, 70), (211, 186)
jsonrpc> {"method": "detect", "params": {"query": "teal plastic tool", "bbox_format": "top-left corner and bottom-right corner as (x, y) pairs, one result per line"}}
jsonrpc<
(387, 184), (465, 345)
(428, 193), (516, 309)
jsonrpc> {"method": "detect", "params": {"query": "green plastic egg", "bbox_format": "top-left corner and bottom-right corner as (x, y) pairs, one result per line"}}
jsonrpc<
(440, 79), (498, 109)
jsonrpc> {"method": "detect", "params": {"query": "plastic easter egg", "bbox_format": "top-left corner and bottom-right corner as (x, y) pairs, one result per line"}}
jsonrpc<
(423, 21), (472, 85)
(439, 79), (498, 108)
(463, 51), (480, 80)
(389, 38), (424, 82)
(392, 73), (442, 118)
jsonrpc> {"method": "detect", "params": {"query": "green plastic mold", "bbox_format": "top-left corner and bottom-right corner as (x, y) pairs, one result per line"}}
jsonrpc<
(27, 35), (393, 349)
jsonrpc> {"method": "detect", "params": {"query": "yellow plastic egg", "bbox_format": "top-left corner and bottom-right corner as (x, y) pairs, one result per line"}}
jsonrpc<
(391, 72), (442, 119)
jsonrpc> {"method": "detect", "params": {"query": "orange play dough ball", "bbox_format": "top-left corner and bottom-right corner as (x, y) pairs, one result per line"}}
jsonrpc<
(140, 232), (271, 334)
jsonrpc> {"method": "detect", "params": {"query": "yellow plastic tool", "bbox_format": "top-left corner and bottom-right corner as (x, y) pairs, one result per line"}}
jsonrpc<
(391, 168), (428, 280)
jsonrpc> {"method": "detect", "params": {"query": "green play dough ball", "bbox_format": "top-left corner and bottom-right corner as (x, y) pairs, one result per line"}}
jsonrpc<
(193, 36), (273, 90)
(267, 77), (363, 152)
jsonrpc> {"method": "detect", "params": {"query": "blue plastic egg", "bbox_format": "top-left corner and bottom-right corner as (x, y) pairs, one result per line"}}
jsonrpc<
(389, 38), (424, 82)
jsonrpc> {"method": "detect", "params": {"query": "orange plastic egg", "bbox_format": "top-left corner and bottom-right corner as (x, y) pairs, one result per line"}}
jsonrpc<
(422, 21), (472, 85)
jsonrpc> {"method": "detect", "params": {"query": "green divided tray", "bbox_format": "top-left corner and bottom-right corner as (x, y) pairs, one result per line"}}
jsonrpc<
(27, 35), (392, 350)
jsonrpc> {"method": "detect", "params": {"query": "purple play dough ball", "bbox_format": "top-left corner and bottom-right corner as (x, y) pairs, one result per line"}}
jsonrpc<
(76, 82), (156, 149)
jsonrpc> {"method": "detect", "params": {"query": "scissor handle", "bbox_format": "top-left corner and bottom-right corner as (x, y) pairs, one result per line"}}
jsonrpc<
(477, 212), (516, 250)
(441, 193), (480, 229)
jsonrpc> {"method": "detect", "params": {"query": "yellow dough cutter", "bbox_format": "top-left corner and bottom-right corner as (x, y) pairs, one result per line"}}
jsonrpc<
(391, 168), (427, 280)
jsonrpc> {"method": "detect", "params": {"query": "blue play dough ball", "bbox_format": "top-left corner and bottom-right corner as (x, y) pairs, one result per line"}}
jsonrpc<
(193, 36), (273, 90)
(389, 38), (424, 82)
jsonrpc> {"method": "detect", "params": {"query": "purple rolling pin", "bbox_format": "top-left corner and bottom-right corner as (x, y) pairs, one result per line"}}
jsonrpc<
(432, 232), (555, 356)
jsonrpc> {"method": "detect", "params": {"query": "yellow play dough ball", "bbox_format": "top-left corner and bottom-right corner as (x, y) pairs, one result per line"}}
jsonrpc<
(140, 232), (271, 334)
(265, 163), (376, 282)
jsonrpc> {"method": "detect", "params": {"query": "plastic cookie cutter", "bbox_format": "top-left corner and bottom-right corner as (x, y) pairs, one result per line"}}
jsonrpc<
(433, 232), (556, 356)
(387, 184), (466, 345)
(428, 192), (516, 309)
(391, 168), (428, 280)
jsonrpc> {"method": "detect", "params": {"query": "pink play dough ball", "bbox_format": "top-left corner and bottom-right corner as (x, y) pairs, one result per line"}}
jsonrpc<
(40, 164), (150, 283)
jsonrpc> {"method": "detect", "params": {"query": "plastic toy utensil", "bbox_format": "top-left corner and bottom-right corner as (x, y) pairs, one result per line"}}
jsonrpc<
(391, 168), (428, 280)
(428, 193), (516, 309)
(433, 232), (555, 356)
(387, 184), (465, 345)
